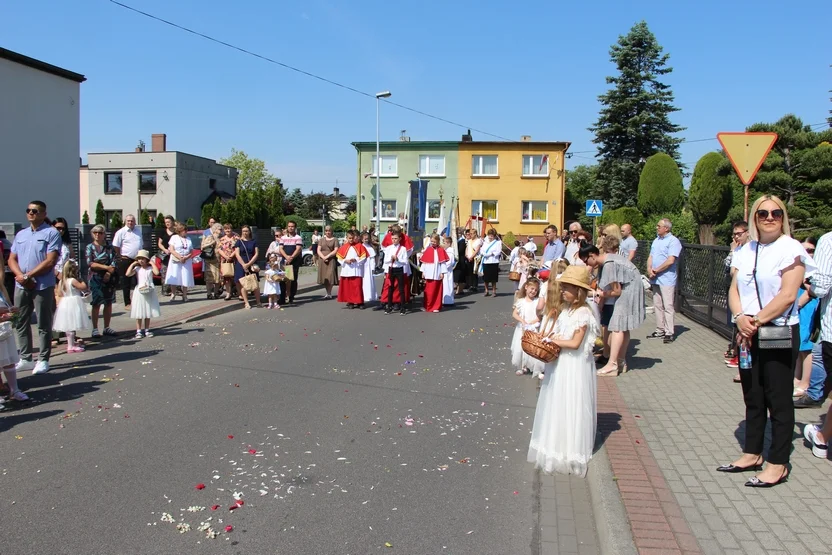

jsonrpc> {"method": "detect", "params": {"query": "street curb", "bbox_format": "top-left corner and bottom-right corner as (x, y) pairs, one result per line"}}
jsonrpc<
(177, 282), (323, 325)
(587, 445), (637, 555)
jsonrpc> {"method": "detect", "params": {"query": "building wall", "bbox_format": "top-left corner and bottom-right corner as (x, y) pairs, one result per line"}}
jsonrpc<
(83, 152), (237, 225)
(457, 143), (567, 235)
(354, 143), (458, 231)
(0, 58), (81, 225)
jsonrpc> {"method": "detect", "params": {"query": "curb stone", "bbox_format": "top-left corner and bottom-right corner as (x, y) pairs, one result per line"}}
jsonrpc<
(588, 444), (638, 555)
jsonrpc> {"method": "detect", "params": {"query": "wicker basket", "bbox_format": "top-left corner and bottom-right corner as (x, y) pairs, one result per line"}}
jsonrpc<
(508, 271), (521, 282)
(521, 330), (561, 363)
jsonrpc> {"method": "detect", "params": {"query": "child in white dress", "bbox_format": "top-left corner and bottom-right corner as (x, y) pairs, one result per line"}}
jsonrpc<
(528, 266), (600, 477)
(53, 260), (93, 353)
(0, 291), (28, 404)
(442, 236), (456, 306)
(127, 250), (161, 338)
(511, 278), (544, 377)
(263, 254), (283, 309)
(361, 232), (377, 303)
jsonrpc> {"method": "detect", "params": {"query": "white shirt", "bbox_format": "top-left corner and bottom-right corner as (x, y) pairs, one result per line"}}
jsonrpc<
(810, 232), (832, 342)
(481, 239), (502, 264)
(383, 244), (411, 275)
(523, 241), (537, 255)
(113, 226), (143, 258)
(338, 245), (365, 278)
(509, 246), (521, 268)
(565, 240), (582, 265)
(731, 235), (816, 326)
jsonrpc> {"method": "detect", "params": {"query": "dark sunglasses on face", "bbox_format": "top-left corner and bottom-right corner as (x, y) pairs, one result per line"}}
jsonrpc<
(26, 208), (40, 215)
(806, 248), (815, 254)
(756, 209), (784, 220)
(55, 226), (66, 231)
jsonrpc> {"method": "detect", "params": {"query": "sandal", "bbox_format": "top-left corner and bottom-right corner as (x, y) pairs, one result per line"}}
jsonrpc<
(515, 369), (525, 376)
(793, 387), (806, 398)
(597, 363), (620, 377)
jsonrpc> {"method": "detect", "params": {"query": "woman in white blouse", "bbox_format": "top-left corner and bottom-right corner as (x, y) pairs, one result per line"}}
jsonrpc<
(164, 222), (195, 301)
(719, 195), (815, 488)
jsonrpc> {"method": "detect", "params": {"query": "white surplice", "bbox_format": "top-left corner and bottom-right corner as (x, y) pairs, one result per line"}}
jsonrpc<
(442, 246), (456, 305)
(362, 243), (377, 301)
(338, 246), (365, 278)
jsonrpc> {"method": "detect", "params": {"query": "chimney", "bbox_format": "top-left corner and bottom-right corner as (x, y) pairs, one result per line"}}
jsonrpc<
(462, 129), (473, 142)
(151, 133), (167, 152)
(521, 135), (532, 142)
(333, 186), (340, 197)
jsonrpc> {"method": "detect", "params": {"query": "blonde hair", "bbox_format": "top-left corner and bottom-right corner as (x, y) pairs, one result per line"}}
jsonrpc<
(516, 277), (541, 300)
(553, 258), (570, 275)
(603, 223), (622, 243)
(543, 276), (563, 317)
(749, 195), (791, 242)
(58, 260), (80, 297)
(560, 283), (589, 310)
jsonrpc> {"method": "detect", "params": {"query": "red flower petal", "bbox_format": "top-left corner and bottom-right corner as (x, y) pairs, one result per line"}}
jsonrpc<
(211, 505), (220, 510)
(235, 499), (244, 506)
(195, 483), (206, 490)
(227, 435), (234, 439)
(225, 525), (233, 532)
(248, 449), (257, 455)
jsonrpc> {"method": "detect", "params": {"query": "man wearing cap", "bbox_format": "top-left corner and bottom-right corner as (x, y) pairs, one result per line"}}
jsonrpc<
(113, 214), (143, 309)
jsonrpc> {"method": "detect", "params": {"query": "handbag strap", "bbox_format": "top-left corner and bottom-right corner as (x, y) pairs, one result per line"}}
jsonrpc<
(752, 241), (795, 324)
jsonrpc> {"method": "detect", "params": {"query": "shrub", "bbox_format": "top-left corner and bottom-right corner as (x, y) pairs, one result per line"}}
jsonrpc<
(82, 211), (90, 224)
(284, 215), (309, 232)
(140, 210), (151, 225)
(503, 231), (517, 247)
(330, 220), (350, 232)
(109, 211), (123, 230)
(638, 209), (697, 244)
(689, 152), (732, 244)
(637, 153), (684, 216)
(599, 207), (645, 232)
(155, 212), (166, 230)
(185, 217), (196, 228)
(95, 199), (106, 226)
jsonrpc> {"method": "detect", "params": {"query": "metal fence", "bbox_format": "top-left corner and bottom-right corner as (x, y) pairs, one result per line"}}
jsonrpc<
(675, 243), (733, 339)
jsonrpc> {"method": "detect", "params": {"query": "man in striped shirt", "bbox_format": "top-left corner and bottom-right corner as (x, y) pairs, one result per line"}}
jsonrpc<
(802, 231), (832, 459)
(278, 221), (304, 305)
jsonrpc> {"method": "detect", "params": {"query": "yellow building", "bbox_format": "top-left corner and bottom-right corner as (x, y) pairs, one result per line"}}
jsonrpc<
(457, 140), (569, 237)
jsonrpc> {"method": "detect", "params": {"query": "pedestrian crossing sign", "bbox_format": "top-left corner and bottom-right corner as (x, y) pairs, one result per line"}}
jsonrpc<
(585, 200), (603, 217)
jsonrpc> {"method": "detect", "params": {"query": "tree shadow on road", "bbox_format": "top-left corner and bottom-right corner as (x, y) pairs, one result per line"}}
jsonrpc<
(0, 409), (64, 434)
(594, 412), (623, 454)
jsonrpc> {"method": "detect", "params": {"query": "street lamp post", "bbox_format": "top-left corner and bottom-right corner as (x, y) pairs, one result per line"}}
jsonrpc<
(375, 90), (391, 235)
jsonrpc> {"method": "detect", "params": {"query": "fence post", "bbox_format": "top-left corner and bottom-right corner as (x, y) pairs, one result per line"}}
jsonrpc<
(706, 250), (715, 326)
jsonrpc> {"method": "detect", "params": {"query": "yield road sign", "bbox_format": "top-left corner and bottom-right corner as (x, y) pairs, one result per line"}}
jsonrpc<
(585, 200), (603, 217)
(717, 132), (778, 185)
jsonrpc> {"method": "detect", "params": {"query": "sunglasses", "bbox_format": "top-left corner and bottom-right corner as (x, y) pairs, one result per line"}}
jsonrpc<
(26, 208), (40, 215)
(569, 230), (578, 234)
(92, 231), (104, 234)
(55, 226), (66, 231)
(756, 209), (784, 220)
(806, 248), (816, 254)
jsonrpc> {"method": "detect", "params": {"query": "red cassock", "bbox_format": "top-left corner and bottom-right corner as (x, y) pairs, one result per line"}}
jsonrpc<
(336, 243), (368, 305)
(421, 246), (450, 313)
(381, 233), (415, 250)
(380, 236), (413, 304)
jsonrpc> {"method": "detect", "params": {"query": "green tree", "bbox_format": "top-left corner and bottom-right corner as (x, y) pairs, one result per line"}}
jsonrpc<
(589, 21), (685, 209)
(638, 209), (697, 244)
(200, 204), (212, 227)
(82, 210), (90, 224)
(688, 152), (733, 244)
(285, 188), (306, 216)
(637, 153), (684, 216)
(95, 199), (106, 226)
(564, 164), (598, 229)
(155, 212), (166, 230)
(266, 183), (286, 228)
(284, 215), (309, 232)
(301, 191), (337, 221)
(185, 217), (196, 228)
(330, 220), (350, 232)
(599, 206), (646, 232)
(346, 211), (357, 229)
(219, 148), (274, 191)
(211, 199), (223, 223)
(109, 211), (123, 230)
(140, 210), (151, 225)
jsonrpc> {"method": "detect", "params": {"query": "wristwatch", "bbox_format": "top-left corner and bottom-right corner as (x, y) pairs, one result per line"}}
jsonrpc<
(752, 315), (762, 326)
(22, 274), (30, 282)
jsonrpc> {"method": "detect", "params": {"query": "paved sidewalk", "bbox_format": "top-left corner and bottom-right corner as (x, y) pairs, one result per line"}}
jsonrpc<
(610, 312), (832, 555)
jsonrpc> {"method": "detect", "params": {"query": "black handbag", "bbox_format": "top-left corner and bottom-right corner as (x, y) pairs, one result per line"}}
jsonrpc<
(752, 242), (794, 350)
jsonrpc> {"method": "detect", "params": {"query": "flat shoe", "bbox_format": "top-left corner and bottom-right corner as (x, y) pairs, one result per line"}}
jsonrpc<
(716, 462), (763, 473)
(745, 471), (788, 488)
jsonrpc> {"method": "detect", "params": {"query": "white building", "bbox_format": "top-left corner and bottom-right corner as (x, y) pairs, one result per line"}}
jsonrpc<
(0, 47), (85, 225)
(80, 134), (238, 226)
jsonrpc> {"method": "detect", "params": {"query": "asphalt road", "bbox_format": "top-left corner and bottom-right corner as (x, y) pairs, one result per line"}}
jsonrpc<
(1, 285), (551, 555)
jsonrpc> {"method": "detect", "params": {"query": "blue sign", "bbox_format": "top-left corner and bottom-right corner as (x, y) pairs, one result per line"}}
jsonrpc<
(585, 200), (603, 217)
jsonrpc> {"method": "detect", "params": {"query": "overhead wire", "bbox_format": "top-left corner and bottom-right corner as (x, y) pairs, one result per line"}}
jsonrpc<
(107, 0), (516, 142)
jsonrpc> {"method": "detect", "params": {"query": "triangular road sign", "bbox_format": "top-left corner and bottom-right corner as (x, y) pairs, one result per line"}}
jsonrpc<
(586, 201), (602, 216)
(717, 132), (778, 185)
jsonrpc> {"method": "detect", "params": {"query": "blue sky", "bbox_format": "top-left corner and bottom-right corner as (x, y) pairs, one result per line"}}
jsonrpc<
(4, 0), (829, 195)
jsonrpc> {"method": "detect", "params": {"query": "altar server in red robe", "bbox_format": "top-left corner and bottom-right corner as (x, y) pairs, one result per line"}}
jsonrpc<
(382, 230), (411, 314)
(419, 234), (450, 313)
(336, 231), (369, 309)
(380, 225), (413, 305)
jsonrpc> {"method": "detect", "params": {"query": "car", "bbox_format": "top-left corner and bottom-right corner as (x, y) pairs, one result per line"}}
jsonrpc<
(302, 248), (314, 267)
(151, 230), (205, 283)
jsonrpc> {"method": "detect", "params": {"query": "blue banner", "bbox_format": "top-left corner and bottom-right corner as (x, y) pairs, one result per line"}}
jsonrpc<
(409, 179), (428, 234)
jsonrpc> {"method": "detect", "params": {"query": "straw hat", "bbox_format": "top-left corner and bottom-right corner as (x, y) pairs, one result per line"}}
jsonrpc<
(136, 249), (151, 260)
(556, 265), (593, 290)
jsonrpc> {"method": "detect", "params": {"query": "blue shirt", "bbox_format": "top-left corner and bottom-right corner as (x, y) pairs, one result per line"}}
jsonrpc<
(619, 236), (638, 259)
(649, 233), (682, 287)
(11, 222), (62, 290)
(542, 239), (566, 263)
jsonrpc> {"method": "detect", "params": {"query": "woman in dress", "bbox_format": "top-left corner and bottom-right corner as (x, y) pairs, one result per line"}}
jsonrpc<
(479, 228), (502, 297)
(201, 223), (223, 299)
(582, 236), (645, 376)
(528, 266), (600, 477)
(164, 222), (195, 301)
(218, 224), (238, 300)
(52, 217), (75, 346)
(720, 195), (813, 487)
(85, 225), (118, 337)
(316, 225), (339, 299)
(157, 215), (175, 296)
(234, 225), (261, 309)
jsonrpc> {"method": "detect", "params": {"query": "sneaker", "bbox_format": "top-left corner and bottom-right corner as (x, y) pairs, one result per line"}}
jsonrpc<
(663, 335), (675, 344)
(32, 361), (50, 375)
(803, 424), (829, 458)
(67, 346), (86, 353)
(144, 330), (154, 338)
(385, 306), (392, 315)
(91, 329), (101, 338)
(15, 359), (35, 372)
(648, 331), (665, 339)
(8, 390), (29, 402)
(103, 327), (118, 336)
(725, 357), (739, 368)
(135, 330), (144, 339)
(794, 395), (822, 409)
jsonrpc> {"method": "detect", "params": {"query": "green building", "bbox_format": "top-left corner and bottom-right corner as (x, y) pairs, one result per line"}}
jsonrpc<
(352, 140), (459, 231)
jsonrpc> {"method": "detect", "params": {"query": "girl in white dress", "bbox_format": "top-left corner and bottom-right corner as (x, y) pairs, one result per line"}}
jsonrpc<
(127, 250), (161, 338)
(263, 254), (283, 309)
(0, 291), (28, 404)
(53, 260), (93, 353)
(511, 277), (544, 377)
(361, 233), (377, 303)
(442, 236), (456, 306)
(528, 265), (600, 477)
(164, 222), (195, 300)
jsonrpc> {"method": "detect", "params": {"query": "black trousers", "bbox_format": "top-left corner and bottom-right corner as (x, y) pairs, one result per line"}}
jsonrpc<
(739, 325), (798, 465)
(117, 257), (136, 305)
(822, 341), (832, 400)
(279, 258), (302, 304)
(387, 268), (406, 308)
(466, 262), (479, 291)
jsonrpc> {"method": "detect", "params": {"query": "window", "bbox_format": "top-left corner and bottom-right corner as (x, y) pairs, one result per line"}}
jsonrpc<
(419, 155), (445, 177)
(104, 172), (123, 194)
(139, 171), (157, 192)
(471, 155), (498, 176)
(371, 155), (398, 177)
(426, 199), (441, 221)
(471, 200), (498, 221)
(523, 155), (549, 177)
(522, 201), (548, 222)
(380, 200), (398, 220)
